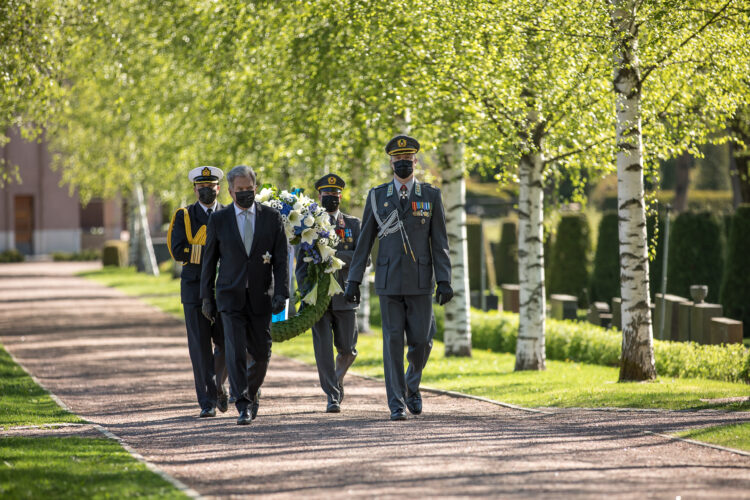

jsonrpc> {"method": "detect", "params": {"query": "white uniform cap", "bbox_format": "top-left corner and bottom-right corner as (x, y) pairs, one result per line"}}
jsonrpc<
(188, 166), (224, 183)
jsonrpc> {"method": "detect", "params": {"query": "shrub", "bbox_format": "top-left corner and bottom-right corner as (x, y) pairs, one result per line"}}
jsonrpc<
(442, 309), (750, 383)
(102, 240), (129, 267)
(590, 211), (619, 303)
(493, 220), (518, 285)
(52, 249), (101, 262)
(720, 204), (750, 334)
(667, 211), (725, 303)
(0, 249), (24, 263)
(548, 212), (591, 306)
(467, 221), (482, 290)
(647, 212), (667, 300)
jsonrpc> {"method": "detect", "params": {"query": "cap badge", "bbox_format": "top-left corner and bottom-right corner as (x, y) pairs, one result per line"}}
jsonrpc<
(328, 176), (336, 185)
(201, 167), (211, 177)
(397, 139), (406, 148)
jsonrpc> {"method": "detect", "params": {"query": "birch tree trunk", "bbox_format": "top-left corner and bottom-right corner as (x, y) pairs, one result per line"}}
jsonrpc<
(135, 182), (160, 277)
(611, 0), (656, 381)
(515, 145), (546, 370)
(440, 139), (471, 357)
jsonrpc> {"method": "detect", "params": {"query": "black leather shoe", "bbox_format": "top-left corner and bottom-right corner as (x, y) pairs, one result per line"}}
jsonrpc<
(406, 392), (422, 415)
(217, 393), (228, 413)
(228, 395), (236, 404)
(250, 390), (260, 420)
(199, 407), (216, 418)
(237, 408), (251, 425)
(390, 409), (407, 421)
(338, 382), (344, 403)
(326, 401), (341, 413)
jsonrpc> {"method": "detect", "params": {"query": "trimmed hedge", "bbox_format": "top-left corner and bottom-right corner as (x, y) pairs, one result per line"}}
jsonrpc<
(590, 211), (619, 303)
(0, 249), (24, 263)
(467, 221), (482, 290)
(720, 204), (750, 334)
(548, 212), (591, 306)
(493, 220), (518, 285)
(667, 211), (725, 303)
(420, 304), (749, 383)
(647, 212), (666, 300)
(102, 240), (129, 267)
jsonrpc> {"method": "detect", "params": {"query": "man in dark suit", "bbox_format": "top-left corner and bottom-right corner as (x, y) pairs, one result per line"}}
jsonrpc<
(168, 165), (228, 418)
(345, 135), (453, 421)
(296, 174), (364, 413)
(200, 165), (289, 425)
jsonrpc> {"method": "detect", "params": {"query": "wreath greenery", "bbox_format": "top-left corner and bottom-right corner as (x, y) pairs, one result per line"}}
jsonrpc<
(257, 186), (344, 342)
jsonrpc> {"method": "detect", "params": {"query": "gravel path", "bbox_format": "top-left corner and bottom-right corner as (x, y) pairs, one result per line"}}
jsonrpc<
(2, 262), (750, 499)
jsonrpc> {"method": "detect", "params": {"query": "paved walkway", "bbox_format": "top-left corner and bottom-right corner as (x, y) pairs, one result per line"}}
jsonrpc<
(2, 262), (750, 499)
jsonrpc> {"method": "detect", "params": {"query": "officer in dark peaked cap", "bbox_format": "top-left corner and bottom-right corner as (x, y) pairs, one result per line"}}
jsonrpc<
(345, 135), (453, 421)
(296, 173), (365, 413)
(168, 165), (229, 418)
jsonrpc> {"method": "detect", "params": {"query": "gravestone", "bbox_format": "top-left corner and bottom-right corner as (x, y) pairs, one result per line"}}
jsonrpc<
(654, 293), (688, 341)
(677, 301), (693, 342)
(611, 297), (621, 330)
(691, 303), (723, 344)
(710, 317), (744, 345)
(550, 294), (578, 320)
(587, 301), (611, 328)
(501, 284), (520, 313)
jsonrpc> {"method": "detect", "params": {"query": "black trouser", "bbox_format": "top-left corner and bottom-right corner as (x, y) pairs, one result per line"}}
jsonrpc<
(221, 288), (272, 412)
(311, 308), (358, 403)
(183, 303), (226, 409)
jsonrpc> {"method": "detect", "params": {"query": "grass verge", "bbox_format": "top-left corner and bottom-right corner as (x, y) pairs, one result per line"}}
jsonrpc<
(0, 436), (187, 499)
(676, 423), (750, 452)
(80, 267), (750, 411)
(0, 345), (84, 429)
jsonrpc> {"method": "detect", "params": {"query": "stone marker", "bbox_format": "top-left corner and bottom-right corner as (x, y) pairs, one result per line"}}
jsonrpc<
(654, 293), (688, 341)
(691, 303), (723, 345)
(611, 297), (621, 330)
(587, 302), (611, 327)
(550, 294), (578, 321)
(501, 284), (520, 313)
(677, 301), (693, 342)
(710, 317), (744, 345)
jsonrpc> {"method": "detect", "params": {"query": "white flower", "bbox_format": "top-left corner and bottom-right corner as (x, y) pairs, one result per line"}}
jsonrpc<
(303, 215), (315, 227)
(318, 242), (336, 262)
(284, 225), (295, 240)
(330, 256), (344, 271)
(288, 210), (302, 225)
(256, 187), (273, 202)
(293, 201), (303, 211)
(316, 214), (329, 227)
(280, 190), (291, 200)
(262, 251), (272, 264)
(301, 227), (316, 245)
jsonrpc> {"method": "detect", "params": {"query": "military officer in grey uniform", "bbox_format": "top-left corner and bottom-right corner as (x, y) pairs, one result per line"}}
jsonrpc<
(296, 174), (363, 413)
(168, 166), (229, 418)
(345, 135), (454, 421)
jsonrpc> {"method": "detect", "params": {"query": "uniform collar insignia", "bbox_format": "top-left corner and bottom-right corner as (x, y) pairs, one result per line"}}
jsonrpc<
(415, 183), (422, 197)
(386, 183), (394, 197)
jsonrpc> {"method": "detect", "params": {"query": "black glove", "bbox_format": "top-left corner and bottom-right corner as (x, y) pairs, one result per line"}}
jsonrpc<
(271, 295), (286, 315)
(344, 281), (360, 304)
(435, 282), (454, 306)
(201, 298), (216, 324)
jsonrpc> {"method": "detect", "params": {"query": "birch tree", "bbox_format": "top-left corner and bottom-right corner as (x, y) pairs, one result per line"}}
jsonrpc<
(608, 0), (750, 380)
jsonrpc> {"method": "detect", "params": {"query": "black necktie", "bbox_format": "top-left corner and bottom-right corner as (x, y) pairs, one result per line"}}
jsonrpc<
(329, 214), (336, 225)
(207, 208), (212, 216)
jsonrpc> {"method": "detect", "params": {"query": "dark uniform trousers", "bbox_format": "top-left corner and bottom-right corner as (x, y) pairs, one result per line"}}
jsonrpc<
(347, 181), (451, 413)
(169, 201), (228, 410)
(298, 212), (362, 404)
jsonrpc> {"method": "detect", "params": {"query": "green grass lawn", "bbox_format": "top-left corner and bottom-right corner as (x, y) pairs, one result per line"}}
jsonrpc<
(81, 266), (750, 411)
(677, 423), (750, 452)
(0, 346), (84, 429)
(0, 437), (187, 499)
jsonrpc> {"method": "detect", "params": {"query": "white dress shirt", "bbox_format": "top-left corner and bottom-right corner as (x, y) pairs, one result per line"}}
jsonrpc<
(198, 200), (218, 215)
(393, 176), (417, 196)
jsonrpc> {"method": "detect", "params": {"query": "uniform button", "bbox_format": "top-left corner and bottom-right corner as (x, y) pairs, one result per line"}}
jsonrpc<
(421, 219), (426, 224)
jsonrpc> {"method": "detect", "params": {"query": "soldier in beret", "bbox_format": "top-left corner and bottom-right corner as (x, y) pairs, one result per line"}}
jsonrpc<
(345, 135), (453, 420)
(296, 174), (364, 413)
(168, 166), (228, 418)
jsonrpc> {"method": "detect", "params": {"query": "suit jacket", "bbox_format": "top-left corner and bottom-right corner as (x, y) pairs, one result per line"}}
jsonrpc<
(168, 201), (224, 304)
(200, 202), (289, 315)
(296, 212), (363, 311)
(347, 180), (451, 296)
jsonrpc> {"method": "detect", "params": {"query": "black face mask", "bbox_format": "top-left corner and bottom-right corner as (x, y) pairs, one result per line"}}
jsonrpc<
(235, 190), (255, 209)
(198, 186), (217, 205)
(321, 195), (340, 213)
(393, 159), (414, 179)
